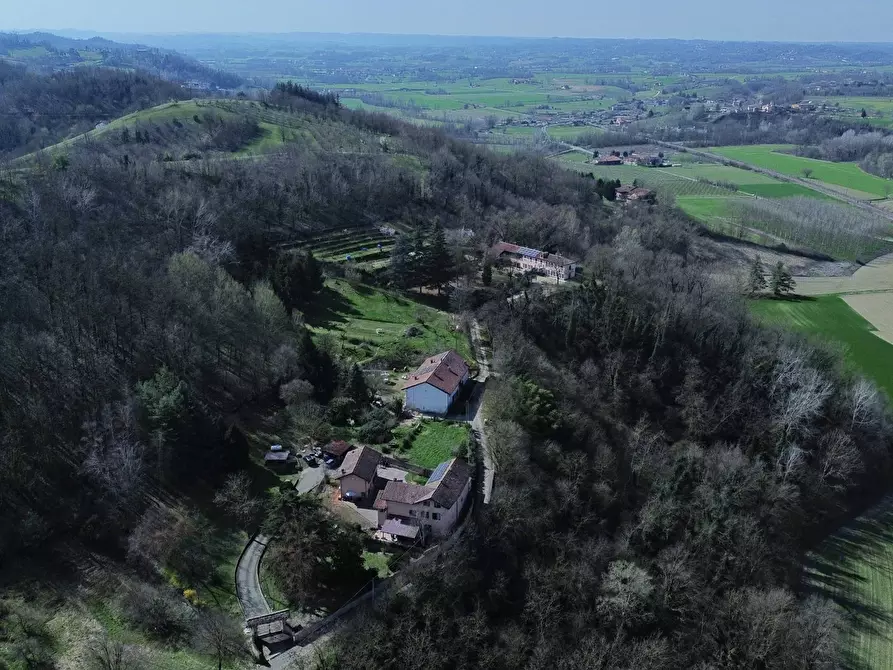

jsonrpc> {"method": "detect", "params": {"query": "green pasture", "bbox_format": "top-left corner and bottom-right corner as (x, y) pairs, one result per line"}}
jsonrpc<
(306, 279), (474, 365)
(665, 164), (831, 199)
(750, 296), (893, 398)
(804, 495), (893, 670)
(710, 144), (893, 198)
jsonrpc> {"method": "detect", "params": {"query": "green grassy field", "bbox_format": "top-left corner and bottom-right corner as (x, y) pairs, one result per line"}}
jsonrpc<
(399, 420), (470, 469)
(307, 279), (474, 365)
(805, 496), (893, 670)
(750, 296), (893, 398)
(665, 164), (831, 199)
(710, 145), (893, 198)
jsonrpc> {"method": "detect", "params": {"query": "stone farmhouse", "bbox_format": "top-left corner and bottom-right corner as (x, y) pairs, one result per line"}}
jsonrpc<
(490, 241), (576, 281)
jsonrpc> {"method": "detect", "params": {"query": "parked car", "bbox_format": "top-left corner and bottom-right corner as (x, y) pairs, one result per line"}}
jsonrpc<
(303, 454), (318, 466)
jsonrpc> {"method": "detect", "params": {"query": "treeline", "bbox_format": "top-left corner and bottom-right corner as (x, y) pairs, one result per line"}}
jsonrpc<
(731, 196), (892, 261)
(0, 63), (188, 156)
(329, 206), (893, 669)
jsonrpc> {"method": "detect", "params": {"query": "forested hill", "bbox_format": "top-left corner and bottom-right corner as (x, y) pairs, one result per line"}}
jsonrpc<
(0, 88), (609, 567)
(0, 63), (190, 157)
(0, 32), (242, 89)
(2, 83), (893, 668)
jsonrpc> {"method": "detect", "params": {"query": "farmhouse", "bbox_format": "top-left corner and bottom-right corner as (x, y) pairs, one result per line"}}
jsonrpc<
(490, 241), (576, 280)
(373, 458), (472, 539)
(334, 445), (382, 501)
(616, 186), (655, 202)
(597, 155), (624, 166)
(402, 351), (470, 415)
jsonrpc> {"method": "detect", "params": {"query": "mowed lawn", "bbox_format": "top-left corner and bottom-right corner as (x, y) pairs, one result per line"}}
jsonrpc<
(804, 496), (893, 670)
(710, 145), (893, 198)
(750, 296), (893, 398)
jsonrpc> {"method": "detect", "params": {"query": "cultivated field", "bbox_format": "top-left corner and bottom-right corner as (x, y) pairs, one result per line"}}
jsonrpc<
(710, 144), (893, 199)
(750, 296), (893, 398)
(804, 496), (893, 670)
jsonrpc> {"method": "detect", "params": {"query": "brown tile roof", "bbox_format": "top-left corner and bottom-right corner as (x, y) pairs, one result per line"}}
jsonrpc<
(334, 446), (382, 482)
(401, 350), (469, 395)
(376, 458), (472, 511)
(421, 458), (472, 509)
(378, 481), (426, 506)
(324, 440), (353, 458)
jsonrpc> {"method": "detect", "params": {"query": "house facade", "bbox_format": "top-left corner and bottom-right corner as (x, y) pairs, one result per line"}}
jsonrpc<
(334, 446), (382, 500)
(490, 241), (576, 280)
(403, 351), (470, 415)
(374, 458), (472, 539)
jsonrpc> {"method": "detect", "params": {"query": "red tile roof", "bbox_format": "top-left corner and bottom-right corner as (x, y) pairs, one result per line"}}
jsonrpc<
(401, 350), (469, 395)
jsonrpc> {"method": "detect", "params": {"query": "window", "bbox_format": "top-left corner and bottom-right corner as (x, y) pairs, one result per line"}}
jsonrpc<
(432, 513), (441, 521)
(409, 510), (416, 517)
(422, 501), (430, 507)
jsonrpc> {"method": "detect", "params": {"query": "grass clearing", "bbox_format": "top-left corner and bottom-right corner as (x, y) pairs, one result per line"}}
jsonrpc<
(710, 144), (893, 198)
(307, 279), (474, 365)
(395, 420), (470, 469)
(750, 296), (893, 397)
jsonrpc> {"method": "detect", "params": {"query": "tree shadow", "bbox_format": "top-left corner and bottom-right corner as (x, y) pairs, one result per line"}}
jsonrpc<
(801, 500), (893, 669)
(304, 285), (360, 329)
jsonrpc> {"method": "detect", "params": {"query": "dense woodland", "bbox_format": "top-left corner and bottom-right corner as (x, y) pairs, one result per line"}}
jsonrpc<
(0, 63), (189, 156)
(2, 72), (893, 669)
(329, 207), (893, 669)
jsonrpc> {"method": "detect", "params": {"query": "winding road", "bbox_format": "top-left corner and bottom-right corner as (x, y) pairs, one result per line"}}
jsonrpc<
(236, 463), (326, 620)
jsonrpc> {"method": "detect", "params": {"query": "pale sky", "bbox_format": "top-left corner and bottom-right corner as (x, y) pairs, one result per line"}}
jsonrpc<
(4, 0), (893, 42)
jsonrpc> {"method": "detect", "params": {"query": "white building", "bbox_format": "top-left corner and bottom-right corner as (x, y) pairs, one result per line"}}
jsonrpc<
(402, 351), (469, 415)
(490, 241), (576, 281)
(373, 458), (472, 539)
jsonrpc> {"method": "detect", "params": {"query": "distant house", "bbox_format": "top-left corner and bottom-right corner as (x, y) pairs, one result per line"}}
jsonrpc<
(628, 187), (655, 202)
(374, 458), (472, 539)
(597, 155), (624, 166)
(402, 351), (470, 415)
(490, 241), (576, 281)
(334, 446), (382, 500)
(615, 185), (635, 199)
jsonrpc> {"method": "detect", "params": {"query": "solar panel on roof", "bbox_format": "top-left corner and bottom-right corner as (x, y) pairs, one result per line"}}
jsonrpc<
(427, 461), (450, 485)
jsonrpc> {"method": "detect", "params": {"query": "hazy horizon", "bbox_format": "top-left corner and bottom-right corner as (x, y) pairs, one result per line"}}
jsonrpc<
(5, 0), (893, 43)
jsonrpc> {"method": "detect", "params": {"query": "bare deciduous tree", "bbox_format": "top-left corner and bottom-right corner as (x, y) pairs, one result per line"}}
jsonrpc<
(214, 472), (262, 528)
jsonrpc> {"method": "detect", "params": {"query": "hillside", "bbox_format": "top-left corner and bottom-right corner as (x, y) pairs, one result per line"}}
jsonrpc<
(0, 31), (241, 89)
(2, 81), (893, 670)
(0, 63), (191, 157)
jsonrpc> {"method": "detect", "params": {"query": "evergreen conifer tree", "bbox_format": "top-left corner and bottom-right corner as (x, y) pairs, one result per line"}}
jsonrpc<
(770, 262), (796, 298)
(748, 256), (768, 296)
